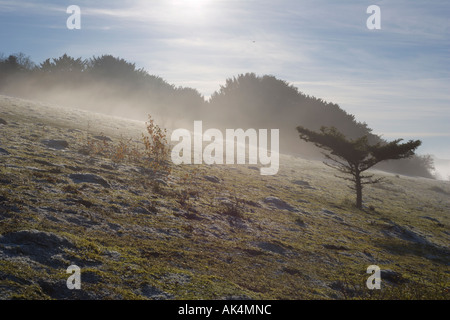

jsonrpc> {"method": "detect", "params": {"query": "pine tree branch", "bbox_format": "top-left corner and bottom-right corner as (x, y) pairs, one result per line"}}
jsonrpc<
(323, 153), (354, 174)
(334, 174), (355, 182)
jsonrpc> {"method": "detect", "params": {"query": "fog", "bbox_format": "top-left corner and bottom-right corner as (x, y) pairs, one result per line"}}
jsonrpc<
(433, 158), (450, 181)
(0, 54), (440, 179)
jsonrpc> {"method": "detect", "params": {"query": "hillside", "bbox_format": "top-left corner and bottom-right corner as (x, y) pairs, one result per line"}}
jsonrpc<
(1, 55), (435, 178)
(0, 95), (449, 300)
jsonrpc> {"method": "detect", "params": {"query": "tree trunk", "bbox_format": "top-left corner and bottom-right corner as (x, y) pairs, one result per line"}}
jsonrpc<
(355, 170), (363, 209)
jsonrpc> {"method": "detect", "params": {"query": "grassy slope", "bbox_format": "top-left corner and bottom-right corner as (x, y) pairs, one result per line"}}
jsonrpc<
(0, 95), (449, 300)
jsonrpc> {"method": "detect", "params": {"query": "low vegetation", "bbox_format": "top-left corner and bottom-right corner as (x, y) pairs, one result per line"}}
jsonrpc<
(0, 95), (448, 300)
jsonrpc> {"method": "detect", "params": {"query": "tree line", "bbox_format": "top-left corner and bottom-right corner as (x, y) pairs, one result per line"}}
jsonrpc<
(0, 52), (206, 124)
(0, 52), (435, 179)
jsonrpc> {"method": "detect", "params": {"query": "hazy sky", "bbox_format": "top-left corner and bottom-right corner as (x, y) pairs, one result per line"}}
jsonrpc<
(1, 0), (449, 160)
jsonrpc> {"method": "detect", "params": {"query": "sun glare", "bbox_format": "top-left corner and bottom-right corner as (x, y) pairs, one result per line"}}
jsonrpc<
(174, 0), (209, 11)
(169, 0), (212, 23)
(185, 0), (207, 6)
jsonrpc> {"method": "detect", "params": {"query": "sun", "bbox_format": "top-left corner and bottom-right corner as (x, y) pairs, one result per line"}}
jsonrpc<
(165, 0), (213, 23)
(177, 0), (208, 9)
(172, 0), (210, 18)
(186, 0), (207, 4)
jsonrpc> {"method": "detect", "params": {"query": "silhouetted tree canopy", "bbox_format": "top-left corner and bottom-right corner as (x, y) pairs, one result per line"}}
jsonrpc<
(297, 125), (422, 208)
(208, 73), (374, 139)
(0, 52), (206, 123)
(40, 54), (86, 73)
(88, 55), (148, 82)
(208, 73), (433, 178)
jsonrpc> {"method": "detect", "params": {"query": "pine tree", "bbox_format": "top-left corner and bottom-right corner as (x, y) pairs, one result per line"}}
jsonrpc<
(296, 126), (421, 209)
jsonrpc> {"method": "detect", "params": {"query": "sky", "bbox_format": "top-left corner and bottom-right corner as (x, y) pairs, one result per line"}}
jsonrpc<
(1, 0), (449, 165)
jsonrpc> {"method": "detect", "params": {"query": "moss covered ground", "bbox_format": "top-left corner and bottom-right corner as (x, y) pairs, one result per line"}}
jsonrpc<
(0, 95), (448, 300)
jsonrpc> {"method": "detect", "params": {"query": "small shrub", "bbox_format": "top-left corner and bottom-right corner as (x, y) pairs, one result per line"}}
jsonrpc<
(142, 115), (171, 175)
(79, 115), (171, 175)
(110, 138), (128, 164)
(81, 134), (111, 157)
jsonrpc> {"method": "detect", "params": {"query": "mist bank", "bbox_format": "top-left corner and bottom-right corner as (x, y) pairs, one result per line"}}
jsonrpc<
(0, 52), (436, 179)
(433, 157), (450, 181)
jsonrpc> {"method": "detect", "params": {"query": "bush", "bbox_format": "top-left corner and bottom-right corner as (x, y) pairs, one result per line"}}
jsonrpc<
(80, 114), (171, 175)
(142, 115), (171, 175)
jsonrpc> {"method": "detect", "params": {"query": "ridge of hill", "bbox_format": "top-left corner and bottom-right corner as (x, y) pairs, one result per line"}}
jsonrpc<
(0, 54), (435, 178)
(0, 95), (448, 299)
